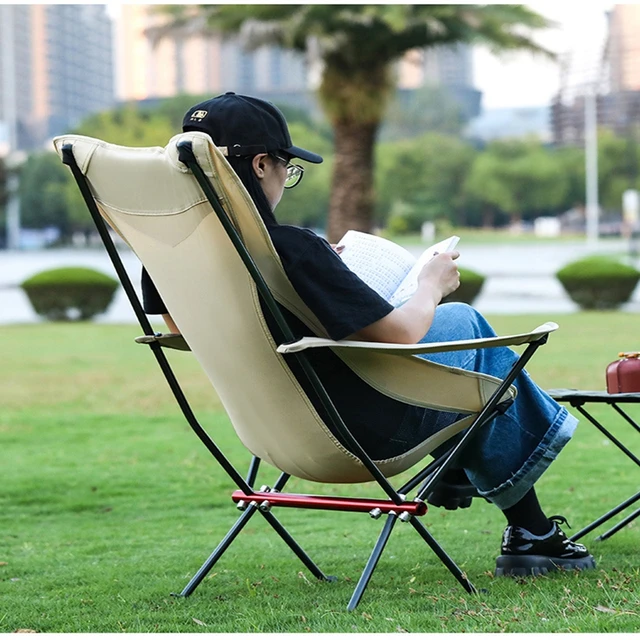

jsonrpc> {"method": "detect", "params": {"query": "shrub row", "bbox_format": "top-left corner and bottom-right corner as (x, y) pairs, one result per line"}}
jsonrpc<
(20, 264), (488, 322)
(21, 267), (119, 321)
(20, 254), (640, 324)
(556, 256), (640, 310)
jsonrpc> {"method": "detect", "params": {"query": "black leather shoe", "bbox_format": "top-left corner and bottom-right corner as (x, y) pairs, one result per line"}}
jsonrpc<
(424, 468), (480, 510)
(495, 515), (596, 577)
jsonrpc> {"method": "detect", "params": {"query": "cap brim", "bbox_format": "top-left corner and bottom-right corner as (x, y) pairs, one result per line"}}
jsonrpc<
(285, 145), (323, 164)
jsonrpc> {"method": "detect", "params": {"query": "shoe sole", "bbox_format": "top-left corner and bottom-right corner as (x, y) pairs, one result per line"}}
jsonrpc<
(426, 492), (474, 510)
(495, 554), (597, 577)
(425, 483), (481, 510)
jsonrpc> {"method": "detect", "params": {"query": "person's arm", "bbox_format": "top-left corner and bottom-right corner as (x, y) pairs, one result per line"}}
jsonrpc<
(163, 313), (180, 334)
(349, 251), (460, 344)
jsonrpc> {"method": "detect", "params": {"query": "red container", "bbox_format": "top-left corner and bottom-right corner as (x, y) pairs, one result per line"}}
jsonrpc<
(606, 352), (640, 393)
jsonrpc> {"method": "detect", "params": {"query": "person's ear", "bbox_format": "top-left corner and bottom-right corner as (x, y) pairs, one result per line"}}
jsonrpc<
(251, 153), (269, 180)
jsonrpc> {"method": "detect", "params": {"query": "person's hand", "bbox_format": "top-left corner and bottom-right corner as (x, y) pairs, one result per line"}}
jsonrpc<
(331, 243), (345, 255)
(417, 250), (460, 299)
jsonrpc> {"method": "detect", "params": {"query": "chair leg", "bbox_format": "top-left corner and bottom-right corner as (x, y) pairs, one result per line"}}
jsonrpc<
(596, 506), (640, 541)
(347, 514), (398, 612)
(175, 503), (259, 597)
(571, 490), (640, 542)
(260, 509), (334, 583)
(610, 403), (640, 435)
(175, 501), (331, 598)
(574, 405), (640, 467)
(409, 518), (477, 595)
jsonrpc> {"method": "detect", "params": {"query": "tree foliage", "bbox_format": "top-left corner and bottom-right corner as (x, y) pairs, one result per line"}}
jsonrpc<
(376, 133), (476, 230)
(0, 156), (7, 211)
(381, 85), (467, 140)
(160, 4), (552, 240)
(74, 105), (175, 147)
(0, 157), (7, 242)
(19, 153), (72, 235)
(597, 128), (640, 210)
(20, 90), (640, 238)
(464, 139), (568, 223)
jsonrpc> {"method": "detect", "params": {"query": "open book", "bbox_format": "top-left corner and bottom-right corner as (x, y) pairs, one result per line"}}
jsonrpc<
(338, 230), (460, 307)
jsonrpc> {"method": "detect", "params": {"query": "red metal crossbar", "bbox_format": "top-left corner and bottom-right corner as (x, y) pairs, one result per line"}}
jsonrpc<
(231, 490), (428, 516)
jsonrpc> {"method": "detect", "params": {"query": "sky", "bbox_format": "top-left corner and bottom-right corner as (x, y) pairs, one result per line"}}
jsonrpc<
(476, 1), (615, 109)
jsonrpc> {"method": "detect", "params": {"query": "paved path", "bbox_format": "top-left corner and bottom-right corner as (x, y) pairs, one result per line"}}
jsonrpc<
(2, 239), (640, 324)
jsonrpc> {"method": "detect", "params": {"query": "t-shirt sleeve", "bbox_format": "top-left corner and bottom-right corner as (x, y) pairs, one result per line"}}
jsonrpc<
(280, 232), (394, 340)
(141, 267), (168, 315)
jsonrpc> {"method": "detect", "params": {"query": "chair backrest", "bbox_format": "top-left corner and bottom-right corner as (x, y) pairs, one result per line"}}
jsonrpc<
(53, 132), (509, 484)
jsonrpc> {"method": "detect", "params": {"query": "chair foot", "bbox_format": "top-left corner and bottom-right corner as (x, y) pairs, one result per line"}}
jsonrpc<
(410, 518), (477, 595)
(595, 506), (640, 541)
(177, 504), (258, 597)
(261, 510), (330, 582)
(571, 491), (640, 542)
(347, 514), (397, 611)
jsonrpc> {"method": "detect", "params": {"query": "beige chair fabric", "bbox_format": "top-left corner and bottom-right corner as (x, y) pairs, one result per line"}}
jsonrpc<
(53, 132), (558, 484)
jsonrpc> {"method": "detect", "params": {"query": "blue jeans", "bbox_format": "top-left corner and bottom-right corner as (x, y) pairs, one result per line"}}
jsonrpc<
(414, 302), (577, 510)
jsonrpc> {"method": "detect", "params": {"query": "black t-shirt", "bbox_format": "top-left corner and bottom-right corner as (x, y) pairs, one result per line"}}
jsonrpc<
(141, 224), (429, 458)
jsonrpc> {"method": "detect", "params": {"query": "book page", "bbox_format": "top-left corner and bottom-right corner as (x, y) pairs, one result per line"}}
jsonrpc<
(388, 236), (460, 307)
(338, 230), (416, 302)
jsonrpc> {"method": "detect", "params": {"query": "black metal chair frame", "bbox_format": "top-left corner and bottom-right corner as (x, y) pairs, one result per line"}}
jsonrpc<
(549, 389), (640, 542)
(61, 139), (550, 611)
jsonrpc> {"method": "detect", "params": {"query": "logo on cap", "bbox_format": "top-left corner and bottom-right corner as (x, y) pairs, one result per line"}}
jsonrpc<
(190, 110), (208, 121)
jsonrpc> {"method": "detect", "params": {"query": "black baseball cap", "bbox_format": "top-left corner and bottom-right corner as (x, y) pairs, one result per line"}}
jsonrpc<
(182, 91), (323, 164)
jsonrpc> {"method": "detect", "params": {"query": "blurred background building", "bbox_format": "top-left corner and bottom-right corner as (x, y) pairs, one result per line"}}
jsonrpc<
(1, 3), (484, 154)
(0, 4), (114, 154)
(117, 5), (306, 102)
(3, 3), (638, 155)
(396, 43), (481, 122)
(551, 4), (640, 145)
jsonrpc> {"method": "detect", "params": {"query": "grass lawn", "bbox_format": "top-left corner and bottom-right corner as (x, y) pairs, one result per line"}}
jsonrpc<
(1, 316), (638, 633)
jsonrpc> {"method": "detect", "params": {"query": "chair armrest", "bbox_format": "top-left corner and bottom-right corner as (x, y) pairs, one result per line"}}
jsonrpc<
(277, 322), (558, 355)
(135, 333), (191, 351)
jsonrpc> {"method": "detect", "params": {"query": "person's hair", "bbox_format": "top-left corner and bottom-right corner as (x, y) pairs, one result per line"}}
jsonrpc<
(225, 155), (278, 227)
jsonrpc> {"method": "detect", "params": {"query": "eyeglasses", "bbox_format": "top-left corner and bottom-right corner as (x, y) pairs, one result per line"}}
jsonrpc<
(271, 153), (305, 189)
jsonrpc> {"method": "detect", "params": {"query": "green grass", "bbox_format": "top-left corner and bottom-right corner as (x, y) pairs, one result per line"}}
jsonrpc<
(1, 317), (638, 632)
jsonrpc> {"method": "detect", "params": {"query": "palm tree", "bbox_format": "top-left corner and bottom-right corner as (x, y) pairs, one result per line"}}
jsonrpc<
(159, 5), (552, 241)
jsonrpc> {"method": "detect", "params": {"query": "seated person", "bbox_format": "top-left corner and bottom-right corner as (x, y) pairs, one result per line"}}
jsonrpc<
(141, 91), (595, 578)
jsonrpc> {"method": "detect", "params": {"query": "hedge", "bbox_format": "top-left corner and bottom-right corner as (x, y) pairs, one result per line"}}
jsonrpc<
(556, 256), (640, 310)
(21, 266), (119, 321)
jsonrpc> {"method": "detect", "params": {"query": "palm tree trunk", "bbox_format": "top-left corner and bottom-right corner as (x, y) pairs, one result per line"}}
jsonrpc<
(319, 58), (393, 243)
(326, 119), (378, 243)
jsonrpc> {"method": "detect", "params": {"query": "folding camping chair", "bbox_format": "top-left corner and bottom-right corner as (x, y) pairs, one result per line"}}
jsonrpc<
(54, 131), (558, 611)
(548, 389), (640, 542)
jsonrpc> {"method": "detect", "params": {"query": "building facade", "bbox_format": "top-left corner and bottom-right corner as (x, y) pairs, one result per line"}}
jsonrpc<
(397, 43), (481, 121)
(43, 5), (114, 140)
(552, 4), (640, 145)
(608, 4), (640, 93)
(0, 4), (114, 153)
(114, 5), (479, 123)
(115, 5), (307, 102)
(0, 5), (35, 151)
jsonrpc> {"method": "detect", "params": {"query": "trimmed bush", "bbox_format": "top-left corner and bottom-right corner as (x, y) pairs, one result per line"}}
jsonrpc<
(442, 266), (486, 305)
(21, 267), (119, 321)
(556, 256), (640, 310)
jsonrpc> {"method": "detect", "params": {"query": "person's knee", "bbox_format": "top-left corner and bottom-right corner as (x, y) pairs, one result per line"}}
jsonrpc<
(439, 301), (473, 314)
(436, 301), (481, 325)
(436, 301), (495, 339)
